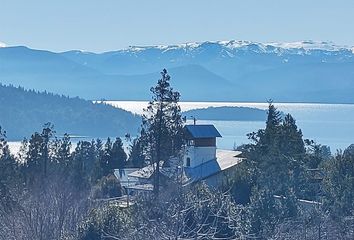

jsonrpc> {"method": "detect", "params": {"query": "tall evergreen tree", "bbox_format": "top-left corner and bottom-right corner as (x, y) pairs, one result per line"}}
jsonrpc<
(128, 137), (145, 168)
(41, 123), (54, 178)
(101, 137), (113, 176)
(0, 127), (18, 212)
(140, 69), (184, 196)
(322, 144), (354, 217)
(247, 103), (306, 194)
(304, 139), (331, 169)
(92, 139), (105, 182)
(21, 123), (55, 188)
(279, 114), (305, 158)
(0, 127), (16, 185)
(243, 102), (306, 236)
(71, 140), (97, 189)
(52, 133), (72, 166)
(261, 100), (283, 154)
(109, 137), (127, 170)
(266, 100), (282, 130)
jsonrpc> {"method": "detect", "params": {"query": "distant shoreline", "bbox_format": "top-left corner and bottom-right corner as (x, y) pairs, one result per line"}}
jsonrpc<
(101, 100), (354, 116)
(183, 106), (268, 121)
(95, 100), (354, 105)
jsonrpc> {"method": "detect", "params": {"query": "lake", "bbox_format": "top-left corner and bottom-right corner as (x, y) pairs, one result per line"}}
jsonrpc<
(106, 101), (354, 152)
(8, 101), (354, 154)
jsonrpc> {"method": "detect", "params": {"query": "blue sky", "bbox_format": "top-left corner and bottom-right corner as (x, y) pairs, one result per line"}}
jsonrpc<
(0, 0), (353, 52)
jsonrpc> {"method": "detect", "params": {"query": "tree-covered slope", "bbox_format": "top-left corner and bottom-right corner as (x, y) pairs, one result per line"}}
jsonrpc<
(0, 84), (140, 140)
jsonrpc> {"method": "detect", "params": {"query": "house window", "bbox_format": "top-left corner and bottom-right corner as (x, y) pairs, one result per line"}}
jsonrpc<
(187, 140), (195, 146)
(186, 157), (191, 167)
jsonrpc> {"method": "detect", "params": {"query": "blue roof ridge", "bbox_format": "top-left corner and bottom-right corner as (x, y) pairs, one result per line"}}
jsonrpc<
(184, 124), (222, 138)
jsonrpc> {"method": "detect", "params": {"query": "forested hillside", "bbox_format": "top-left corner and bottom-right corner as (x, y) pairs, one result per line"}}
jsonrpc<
(0, 84), (140, 139)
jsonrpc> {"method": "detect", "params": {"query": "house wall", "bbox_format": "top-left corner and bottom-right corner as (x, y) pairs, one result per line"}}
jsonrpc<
(184, 146), (216, 168)
(203, 165), (237, 188)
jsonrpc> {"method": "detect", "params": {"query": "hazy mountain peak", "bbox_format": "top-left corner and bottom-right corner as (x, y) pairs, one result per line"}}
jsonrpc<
(0, 41), (7, 48)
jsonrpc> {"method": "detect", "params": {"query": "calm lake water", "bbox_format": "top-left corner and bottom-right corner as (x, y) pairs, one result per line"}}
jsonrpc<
(106, 101), (354, 152)
(8, 101), (354, 154)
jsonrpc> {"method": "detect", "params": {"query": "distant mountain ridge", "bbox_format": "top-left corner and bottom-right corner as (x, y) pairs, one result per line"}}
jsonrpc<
(121, 40), (353, 55)
(183, 106), (268, 121)
(0, 40), (353, 103)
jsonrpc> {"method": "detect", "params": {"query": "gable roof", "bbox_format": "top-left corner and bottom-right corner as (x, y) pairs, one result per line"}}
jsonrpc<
(114, 168), (140, 187)
(184, 124), (222, 139)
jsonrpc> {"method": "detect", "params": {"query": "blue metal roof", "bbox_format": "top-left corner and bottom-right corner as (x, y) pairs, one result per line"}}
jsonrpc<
(184, 125), (222, 138)
(184, 159), (221, 182)
(184, 150), (243, 184)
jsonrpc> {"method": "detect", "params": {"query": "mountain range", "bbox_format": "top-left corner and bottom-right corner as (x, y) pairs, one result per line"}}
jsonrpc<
(0, 40), (353, 103)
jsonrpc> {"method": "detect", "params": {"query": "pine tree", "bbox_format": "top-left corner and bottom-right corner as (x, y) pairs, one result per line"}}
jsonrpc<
(128, 137), (145, 168)
(140, 69), (184, 196)
(101, 137), (113, 176)
(247, 101), (282, 154)
(262, 100), (283, 154)
(266, 100), (282, 130)
(52, 133), (72, 172)
(243, 102), (308, 237)
(279, 114), (305, 158)
(41, 123), (55, 178)
(322, 144), (354, 217)
(0, 127), (18, 212)
(247, 103), (306, 195)
(92, 139), (105, 182)
(109, 137), (127, 170)
(0, 127), (16, 184)
(21, 123), (55, 188)
(71, 140), (96, 189)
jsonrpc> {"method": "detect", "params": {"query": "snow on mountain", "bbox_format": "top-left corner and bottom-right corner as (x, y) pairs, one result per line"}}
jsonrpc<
(124, 40), (353, 56)
(0, 41), (6, 48)
(62, 40), (354, 59)
(267, 40), (348, 51)
(1, 40), (354, 103)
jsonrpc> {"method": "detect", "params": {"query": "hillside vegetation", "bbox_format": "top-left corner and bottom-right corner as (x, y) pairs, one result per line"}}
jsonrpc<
(0, 84), (140, 139)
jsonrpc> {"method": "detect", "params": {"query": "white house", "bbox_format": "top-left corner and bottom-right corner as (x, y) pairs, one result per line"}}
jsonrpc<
(114, 124), (244, 194)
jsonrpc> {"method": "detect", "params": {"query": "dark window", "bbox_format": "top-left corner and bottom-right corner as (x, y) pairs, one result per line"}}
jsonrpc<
(186, 157), (191, 167)
(187, 140), (195, 146)
(194, 138), (216, 147)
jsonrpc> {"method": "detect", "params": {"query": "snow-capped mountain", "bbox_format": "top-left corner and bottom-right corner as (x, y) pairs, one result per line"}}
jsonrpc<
(0, 42), (6, 48)
(0, 40), (353, 103)
(126, 40), (352, 54)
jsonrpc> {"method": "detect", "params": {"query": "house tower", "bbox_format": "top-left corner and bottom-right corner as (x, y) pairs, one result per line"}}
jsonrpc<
(183, 125), (222, 168)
